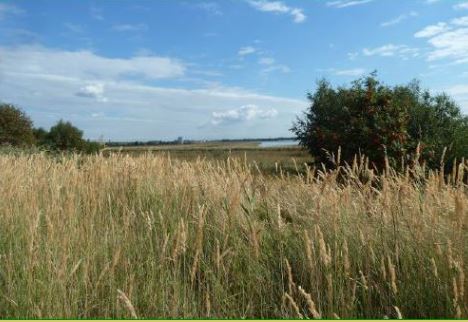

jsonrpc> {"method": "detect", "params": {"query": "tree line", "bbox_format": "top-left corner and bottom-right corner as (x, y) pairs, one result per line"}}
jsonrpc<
(0, 103), (101, 153)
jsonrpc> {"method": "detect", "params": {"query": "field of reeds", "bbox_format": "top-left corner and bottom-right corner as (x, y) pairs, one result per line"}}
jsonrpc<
(0, 151), (466, 318)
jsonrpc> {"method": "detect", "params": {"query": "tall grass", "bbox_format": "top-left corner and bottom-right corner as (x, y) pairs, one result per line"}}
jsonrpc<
(0, 152), (466, 318)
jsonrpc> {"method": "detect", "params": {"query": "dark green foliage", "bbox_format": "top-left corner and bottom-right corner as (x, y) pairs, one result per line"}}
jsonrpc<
(291, 74), (468, 170)
(406, 89), (468, 169)
(33, 127), (49, 146)
(46, 120), (103, 153)
(0, 103), (35, 146)
(47, 120), (85, 151)
(83, 139), (103, 154)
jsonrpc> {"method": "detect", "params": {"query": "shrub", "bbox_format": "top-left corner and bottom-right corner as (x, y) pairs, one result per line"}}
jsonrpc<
(0, 103), (35, 146)
(47, 120), (85, 151)
(291, 74), (468, 170)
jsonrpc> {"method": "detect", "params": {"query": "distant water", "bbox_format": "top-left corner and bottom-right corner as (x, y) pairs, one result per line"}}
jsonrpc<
(258, 139), (299, 148)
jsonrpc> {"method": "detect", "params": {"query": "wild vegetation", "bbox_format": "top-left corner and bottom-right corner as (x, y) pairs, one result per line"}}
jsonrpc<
(0, 104), (101, 153)
(0, 151), (466, 318)
(292, 74), (468, 171)
(0, 74), (467, 318)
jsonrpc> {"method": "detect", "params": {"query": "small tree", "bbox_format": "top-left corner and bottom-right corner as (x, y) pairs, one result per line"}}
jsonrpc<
(0, 103), (35, 146)
(47, 120), (85, 151)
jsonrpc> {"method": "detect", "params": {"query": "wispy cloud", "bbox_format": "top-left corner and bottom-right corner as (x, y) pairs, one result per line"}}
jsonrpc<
(363, 44), (419, 59)
(238, 46), (257, 56)
(0, 45), (185, 81)
(326, 0), (373, 9)
(414, 17), (468, 64)
(211, 104), (278, 125)
(258, 57), (275, 65)
(451, 16), (468, 26)
(414, 22), (451, 38)
(332, 68), (366, 76)
(454, 2), (468, 10)
(246, 0), (306, 23)
(260, 64), (291, 74)
(381, 11), (418, 27)
(446, 84), (468, 112)
(112, 24), (148, 32)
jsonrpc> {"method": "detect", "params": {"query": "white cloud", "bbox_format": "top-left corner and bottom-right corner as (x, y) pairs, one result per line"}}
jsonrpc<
(446, 85), (468, 113)
(414, 22), (451, 38)
(347, 52), (359, 60)
(112, 24), (148, 32)
(261, 64), (291, 74)
(238, 46), (257, 56)
(211, 104), (278, 125)
(451, 16), (468, 26)
(258, 57), (275, 65)
(454, 2), (468, 10)
(326, 0), (373, 9)
(0, 45), (305, 140)
(247, 0), (306, 23)
(362, 44), (419, 59)
(332, 68), (366, 76)
(425, 28), (468, 62)
(76, 83), (108, 102)
(415, 18), (468, 63)
(381, 11), (418, 27)
(0, 45), (185, 81)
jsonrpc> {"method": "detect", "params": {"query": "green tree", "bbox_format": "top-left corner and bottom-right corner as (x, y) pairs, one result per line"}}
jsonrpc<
(47, 120), (85, 151)
(291, 74), (468, 170)
(406, 88), (468, 169)
(33, 127), (49, 146)
(0, 103), (35, 146)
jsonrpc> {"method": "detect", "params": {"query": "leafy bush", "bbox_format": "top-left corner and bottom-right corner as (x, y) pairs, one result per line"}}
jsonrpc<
(291, 74), (468, 170)
(0, 103), (35, 146)
(46, 120), (103, 153)
(47, 120), (85, 151)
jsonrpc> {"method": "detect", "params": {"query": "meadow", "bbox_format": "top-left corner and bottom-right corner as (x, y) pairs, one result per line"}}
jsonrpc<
(0, 148), (466, 318)
(103, 142), (310, 175)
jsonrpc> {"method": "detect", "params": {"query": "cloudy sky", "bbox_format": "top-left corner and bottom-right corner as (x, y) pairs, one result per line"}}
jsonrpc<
(0, 0), (467, 141)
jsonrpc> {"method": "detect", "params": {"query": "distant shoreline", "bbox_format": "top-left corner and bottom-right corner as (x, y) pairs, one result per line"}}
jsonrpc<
(106, 137), (298, 147)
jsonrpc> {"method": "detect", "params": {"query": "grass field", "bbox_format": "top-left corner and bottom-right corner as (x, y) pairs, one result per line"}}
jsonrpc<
(103, 142), (311, 175)
(0, 149), (466, 318)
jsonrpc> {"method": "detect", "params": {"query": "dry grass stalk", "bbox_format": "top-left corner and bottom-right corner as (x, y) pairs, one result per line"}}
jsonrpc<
(283, 292), (303, 319)
(298, 286), (321, 318)
(117, 289), (138, 319)
(190, 204), (206, 285)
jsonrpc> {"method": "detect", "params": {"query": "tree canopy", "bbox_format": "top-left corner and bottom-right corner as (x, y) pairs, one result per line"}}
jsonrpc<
(0, 104), (35, 146)
(291, 74), (468, 170)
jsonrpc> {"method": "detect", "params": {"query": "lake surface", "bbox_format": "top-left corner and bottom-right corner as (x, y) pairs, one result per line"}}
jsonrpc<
(258, 139), (299, 148)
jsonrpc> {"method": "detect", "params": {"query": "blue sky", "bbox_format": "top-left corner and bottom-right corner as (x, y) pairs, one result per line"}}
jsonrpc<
(0, 0), (467, 140)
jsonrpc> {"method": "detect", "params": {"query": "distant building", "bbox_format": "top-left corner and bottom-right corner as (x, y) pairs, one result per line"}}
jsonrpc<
(177, 136), (184, 144)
